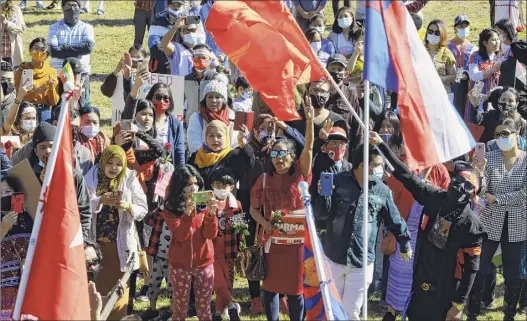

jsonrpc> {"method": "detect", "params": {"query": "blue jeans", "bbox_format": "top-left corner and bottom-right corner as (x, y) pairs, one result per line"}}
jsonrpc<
(263, 290), (304, 321)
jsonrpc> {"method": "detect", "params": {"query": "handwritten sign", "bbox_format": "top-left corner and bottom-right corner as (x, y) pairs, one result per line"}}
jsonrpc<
(112, 73), (184, 126)
(154, 169), (174, 199)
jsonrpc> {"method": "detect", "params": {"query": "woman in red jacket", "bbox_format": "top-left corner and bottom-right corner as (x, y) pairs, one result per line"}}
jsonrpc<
(161, 164), (219, 321)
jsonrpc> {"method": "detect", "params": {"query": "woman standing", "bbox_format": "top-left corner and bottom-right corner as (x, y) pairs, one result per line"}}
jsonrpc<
(467, 118), (527, 321)
(77, 106), (111, 162)
(328, 7), (356, 58)
(250, 102), (315, 321)
(494, 18), (517, 58)
(84, 145), (148, 320)
(0, 0), (25, 68)
(424, 20), (456, 99)
(308, 14), (335, 56)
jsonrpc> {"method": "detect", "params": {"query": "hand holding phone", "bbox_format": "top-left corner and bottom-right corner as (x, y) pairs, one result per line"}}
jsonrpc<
(319, 172), (334, 197)
(192, 191), (213, 205)
(121, 119), (132, 131)
(185, 15), (200, 25)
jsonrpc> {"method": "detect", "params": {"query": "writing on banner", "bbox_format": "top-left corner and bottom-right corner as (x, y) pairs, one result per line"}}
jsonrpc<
(112, 73), (184, 126)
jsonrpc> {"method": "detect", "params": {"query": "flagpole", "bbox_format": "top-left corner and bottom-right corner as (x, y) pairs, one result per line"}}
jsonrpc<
(298, 181), (335, 321)
(362, 80), (370, 321)
(12, 90), (73, 321)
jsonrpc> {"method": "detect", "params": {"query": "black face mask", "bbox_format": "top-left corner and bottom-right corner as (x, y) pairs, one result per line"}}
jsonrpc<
(64, 7), (80, 26)
(87, 264), (100, 282)
(498, 102), (516, 112)
(310, 94), (328, 110)
(329, 71), (345, 83)
(446, 176), (473, 204)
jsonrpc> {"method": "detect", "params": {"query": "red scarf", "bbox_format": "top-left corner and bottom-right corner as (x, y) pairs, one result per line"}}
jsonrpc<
(199, 105), (230, 126)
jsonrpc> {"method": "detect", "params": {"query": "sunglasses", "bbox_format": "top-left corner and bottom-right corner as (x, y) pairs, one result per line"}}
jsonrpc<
(454, 175), (475, 191)
(427, 29), (440, 36)
(86, 258), (100, 267)
(270, 150), (290, 158)
(154, 94), (170, 102)
(494, 130), (514, 138)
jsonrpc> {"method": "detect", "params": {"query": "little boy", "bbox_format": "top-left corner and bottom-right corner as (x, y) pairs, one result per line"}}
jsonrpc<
(232, 77), (253, 112)
(210, 170), (243, 321)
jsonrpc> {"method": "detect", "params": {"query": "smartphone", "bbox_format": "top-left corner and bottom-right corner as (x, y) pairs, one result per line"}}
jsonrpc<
(11, 193), (24, 214)
(320, 172), (334, 197)
(121, 119), (132, 131)
(21, 69), (33, 87)
(185, 15), (200, 25)
(192, 191), (213, 204)
(1, 195), (10, 212)
(474, 143), (486, 164)
(234, 111), (254, 131)
(112, 191), (123, 200)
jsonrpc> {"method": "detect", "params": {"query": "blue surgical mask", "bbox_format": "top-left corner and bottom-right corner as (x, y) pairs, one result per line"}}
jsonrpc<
(427, 34), (440, 45)
(183, 33), (204, 46)
(241, 92), (250, 100)
(380, 133), (392, 143)
(456, 27), (469, 39)
(496, 136), (514, 151)
(310, 41), (322, 53)
(369, 165), (384, 181)
(258, 131), (269, 142)
(337, 17), (352, 29)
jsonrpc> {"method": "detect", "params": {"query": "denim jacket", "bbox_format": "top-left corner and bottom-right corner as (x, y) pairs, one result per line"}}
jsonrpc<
(315, 170), (410, 268)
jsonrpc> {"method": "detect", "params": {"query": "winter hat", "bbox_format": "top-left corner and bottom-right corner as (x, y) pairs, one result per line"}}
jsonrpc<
(201, 79), (228, 102)
(61, 0), (81, 8)
(32, 122), (56, 147)
(327, 127), (348, 142)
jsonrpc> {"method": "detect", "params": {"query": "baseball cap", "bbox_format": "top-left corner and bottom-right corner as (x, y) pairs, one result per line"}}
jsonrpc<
(454, 15), (470, 27)
(327, 54), (347, 68)
(327, 127), (348, 142)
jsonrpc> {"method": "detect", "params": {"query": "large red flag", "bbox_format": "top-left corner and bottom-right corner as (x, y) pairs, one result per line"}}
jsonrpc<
(206, 1), (326, 121)
(20, 107), (90, 320)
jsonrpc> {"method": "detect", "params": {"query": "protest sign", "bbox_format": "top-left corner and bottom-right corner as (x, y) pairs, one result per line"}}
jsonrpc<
(112, 73), (185, 126)
(7, 159), (41, 219)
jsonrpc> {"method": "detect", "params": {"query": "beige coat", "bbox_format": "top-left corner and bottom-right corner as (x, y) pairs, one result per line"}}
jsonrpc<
(0, 5), (26, 67)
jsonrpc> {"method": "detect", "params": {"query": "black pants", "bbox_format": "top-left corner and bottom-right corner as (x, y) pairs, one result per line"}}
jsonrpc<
(468, 215), (523, 318)
(407, 290), (450, 321)
(134, 8), (151, 46)
(263, 290), (304, 321)
(331, 0), (350, 16)
(520, 279), (527, 309)
(482, 263), (497, 306)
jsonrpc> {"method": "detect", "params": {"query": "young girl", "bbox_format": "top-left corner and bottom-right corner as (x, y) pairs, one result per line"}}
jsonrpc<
(161, 165), (219, 321)
(78, 106), (111, 162)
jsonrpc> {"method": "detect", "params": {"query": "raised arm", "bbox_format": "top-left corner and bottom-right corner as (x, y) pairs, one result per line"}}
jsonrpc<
(300, 100), (315, 179)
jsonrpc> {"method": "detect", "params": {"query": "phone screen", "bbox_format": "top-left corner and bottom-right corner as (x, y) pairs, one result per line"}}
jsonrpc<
(11, 193), (24, 214)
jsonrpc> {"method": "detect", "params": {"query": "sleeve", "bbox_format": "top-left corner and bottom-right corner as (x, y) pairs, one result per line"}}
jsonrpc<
(134, 130), (164, 165)
(162, 211), (193, 242)
(48, 24), (70, 59)
(0, 148), (12, 170)
(60, 24), (95, 56)
(123, 75), (133, 100)
(445, 49), (456, 66)
(75, 172), (92, 239)
(187, 113), (204, 155)
(5, 7), (26, 34)
(381, 189), (411, 253)
(201, 212), (219, 240)
(494, 176), (527, 206)
(121, 94), (138, 120)
(468, 63), (484, 82)
(405, 0), (430, 13)
(284, 125), (305, 146)
(126, 173), (148, 221)
(378, 141), (439, 206)
(100, 73), (118, 98)
(314, 193), (333, 221)
(173, 119), (186, 166)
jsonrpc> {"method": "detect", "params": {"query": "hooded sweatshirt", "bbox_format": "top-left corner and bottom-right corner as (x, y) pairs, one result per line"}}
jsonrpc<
(14, 62), (60, 106)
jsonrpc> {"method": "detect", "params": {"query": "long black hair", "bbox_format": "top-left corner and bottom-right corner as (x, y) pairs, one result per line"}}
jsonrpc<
(14, 102), (39, 133)
(477, 28), (500, 61)
(379, 110), (403, 148)
(268, 137), (297, 175)
(145, 83), (175, 114)
(135, 98), (157, 138)
(495, 18), (516, 42)
(164, 164), (204, 216)
(331, 6), (357, 37)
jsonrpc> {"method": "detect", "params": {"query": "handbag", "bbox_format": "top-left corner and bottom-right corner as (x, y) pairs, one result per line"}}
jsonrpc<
(238, 224), (268, 281)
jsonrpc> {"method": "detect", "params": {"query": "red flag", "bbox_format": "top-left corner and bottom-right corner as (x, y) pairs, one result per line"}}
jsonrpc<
(206, 1), (326, 121)
(20, 107), (90, 320)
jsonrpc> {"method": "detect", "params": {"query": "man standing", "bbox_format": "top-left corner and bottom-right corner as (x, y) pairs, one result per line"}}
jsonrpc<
(48, 0), (95, 74)
(315, 144), (412, 320)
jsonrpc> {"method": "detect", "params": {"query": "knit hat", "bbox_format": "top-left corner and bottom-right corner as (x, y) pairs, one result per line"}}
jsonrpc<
(201, 79), (228, 102)
(327, 127), (348, 142)
(61, 0), (81, 8)
(32, 122), (56, 147)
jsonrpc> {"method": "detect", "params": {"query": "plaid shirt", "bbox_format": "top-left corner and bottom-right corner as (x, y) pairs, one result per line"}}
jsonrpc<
(216, 203), (242, 260)
(135, 0), (154, 11)
(1, 29), (11, 59)
(146, 209), (164, 257)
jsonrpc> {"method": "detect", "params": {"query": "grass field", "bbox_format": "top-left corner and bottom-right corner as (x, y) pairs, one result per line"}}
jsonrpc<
(18, 1), (526, 320)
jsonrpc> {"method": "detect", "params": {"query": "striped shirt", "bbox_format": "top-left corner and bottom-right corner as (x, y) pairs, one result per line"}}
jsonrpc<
(48, 20), (95, 74)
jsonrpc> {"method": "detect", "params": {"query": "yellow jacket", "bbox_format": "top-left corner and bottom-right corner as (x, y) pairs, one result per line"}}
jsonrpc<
(14, 61), (60, 106)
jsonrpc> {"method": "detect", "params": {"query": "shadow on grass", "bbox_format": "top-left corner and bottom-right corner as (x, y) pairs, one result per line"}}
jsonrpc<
(25, 17), (132, 28)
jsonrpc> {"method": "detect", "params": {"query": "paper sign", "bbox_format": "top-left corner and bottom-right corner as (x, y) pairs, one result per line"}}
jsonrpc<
(1, 136), (21, 148)
(271, 209), (306, 245)
(111, 73), (184, 126)
(154, 170), (174, 199)
(7, 159), (41, 219)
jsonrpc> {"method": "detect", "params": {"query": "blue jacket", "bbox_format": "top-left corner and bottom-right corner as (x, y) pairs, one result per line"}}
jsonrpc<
(0, 148), (11, 171)
(315, 170), (410, 268)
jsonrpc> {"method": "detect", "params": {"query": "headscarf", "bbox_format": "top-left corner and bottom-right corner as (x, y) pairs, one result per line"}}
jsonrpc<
(250, 114), (275, 155)
(96, 145), (127, 196)
(194, 120), (232, 168)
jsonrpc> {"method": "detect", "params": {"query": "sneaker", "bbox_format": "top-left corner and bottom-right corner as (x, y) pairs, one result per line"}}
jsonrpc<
(35, 2), (45, 9)
(250, 297), (264, 314)
(227, 303), (241, 321)
(19, 1), (26, 9)
(96, 8), (104, 15)
(80, 7), (88, 13)
(135, 285), (149, 302)
(279, 296), (289, 315)
(187, 306), (197, 318)
(46, 1), (57, 9)
(138, 309), (159, 321)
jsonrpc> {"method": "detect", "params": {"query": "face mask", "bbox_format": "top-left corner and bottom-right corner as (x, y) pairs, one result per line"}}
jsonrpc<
(310, 42), (322, 53)
(193, 57), (210, 71)
(63, 7), (80, 25)
(314, 26), (324, 33)
(213, 188), (230, 200)
(329, 71), (344, 83)
(30, 51), (47, 62)
(20, 120), (37, 133)
(241, 92), (251, 100)
(184, 33), (205, 47)
(427, 34), (440, 45)
(338, 17), (352, 29)
(168, 9), (184, 24)
(190, 0), (200, 8)
(446, 177), (473, 203)
(310, 94), (328, 109)
(152, 99), (170, 114)
(456, 27), (469, 39)
(325, 146), (347, 162)
(87, 264), (100, 282)
(369, 165), (384, 181)
(502, 43), (510, 52)
(498, 102), (516, 112)
(257, 130), (270, 143)
(185, 184), (199, 195)
(496, 136), (514, 151)
(80, 125), (99, 139)
(380, 133), (392, 143)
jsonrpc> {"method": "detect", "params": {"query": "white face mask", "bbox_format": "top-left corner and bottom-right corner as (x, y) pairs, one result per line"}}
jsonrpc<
(496, 136), (514, 151)
(337, 17), (352, 29)
(368, 165), (384, 181)
(310, 41), (322, 53)
(80, 125), (99, 139)
(213, 188), (230, 200)
(456, 27), (469, 39)
(427, 34), (440, 45)
(185, 184), (199, 195)
(314, 26), (325, 33)
(20, 120), (37, 133)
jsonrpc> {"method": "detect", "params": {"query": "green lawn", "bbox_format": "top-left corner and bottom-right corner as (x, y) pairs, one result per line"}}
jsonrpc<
(19, 1), (526, 320)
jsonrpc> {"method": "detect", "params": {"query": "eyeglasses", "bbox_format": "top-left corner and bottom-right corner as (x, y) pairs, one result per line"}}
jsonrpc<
(427, 29), (440, 36)
(154, 94), (170, 102)
(494, 130), (514, 138)
(270, 150), (290, 158)
(63, 2), (79, 9)
(308, 87), (330, 96)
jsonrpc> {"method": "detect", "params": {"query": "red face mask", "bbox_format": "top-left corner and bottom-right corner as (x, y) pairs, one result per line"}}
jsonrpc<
(325, 146), (347, 162)
(152, 99), (170, 114)
(193, 57), (210, 71)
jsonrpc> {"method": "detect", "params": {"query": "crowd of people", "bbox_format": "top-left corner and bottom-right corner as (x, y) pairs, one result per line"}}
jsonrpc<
(1, 0), (527, 321)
